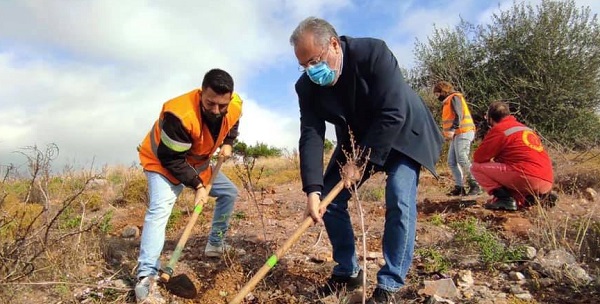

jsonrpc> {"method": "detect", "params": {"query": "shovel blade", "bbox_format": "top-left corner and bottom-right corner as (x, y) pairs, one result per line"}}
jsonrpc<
(161, 274), (197, 299)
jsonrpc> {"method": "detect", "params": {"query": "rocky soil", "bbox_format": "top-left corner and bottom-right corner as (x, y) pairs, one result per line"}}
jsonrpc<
(75, 171), (600, 304)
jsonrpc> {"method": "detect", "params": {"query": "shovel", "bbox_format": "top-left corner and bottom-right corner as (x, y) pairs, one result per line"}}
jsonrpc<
(228, 179), (347, 304)
(158, 156), (225, 299)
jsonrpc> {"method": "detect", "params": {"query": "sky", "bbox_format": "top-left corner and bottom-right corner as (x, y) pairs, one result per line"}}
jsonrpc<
(1, 0), (599, 172)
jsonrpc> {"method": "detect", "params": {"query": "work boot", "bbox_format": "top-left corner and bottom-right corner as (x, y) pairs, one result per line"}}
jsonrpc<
(543, 191), (559, 207)
(366, 287), (401, 303)
(447, 185), (467, 196)
(525, 191), (559, 208)
(466, 181), (482, 196)
(316, 269), (364, 298)
(484, 187), (517, 211)
(204, 242), (247, 258)
(134, 276), (151, 303)
(135, 276), (165, 304)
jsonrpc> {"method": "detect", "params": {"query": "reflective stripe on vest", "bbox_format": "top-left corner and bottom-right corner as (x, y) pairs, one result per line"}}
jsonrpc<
(441, 93), (475, 135)
(502, 125), (544, 152)
(147, 118), (209, 172)
(138, 89), (242, 185)
(503, 126), (531, 136)
(160, 130), (192, 152)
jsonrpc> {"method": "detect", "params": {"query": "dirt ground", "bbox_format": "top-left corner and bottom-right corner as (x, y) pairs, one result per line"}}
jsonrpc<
(104, 170), (600, 304)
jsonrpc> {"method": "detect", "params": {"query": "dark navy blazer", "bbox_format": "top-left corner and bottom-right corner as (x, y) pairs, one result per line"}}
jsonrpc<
(295, 36), (443, 193)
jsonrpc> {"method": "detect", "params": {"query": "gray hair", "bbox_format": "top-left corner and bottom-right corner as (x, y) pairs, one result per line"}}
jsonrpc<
(289, 17), (339, 47)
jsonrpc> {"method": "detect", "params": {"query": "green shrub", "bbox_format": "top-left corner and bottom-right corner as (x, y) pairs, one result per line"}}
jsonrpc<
(167, 208), (183, 231)
(234, 141), (282, 158)
(232, 211), (246, 220)
(360, 186), (385, 201)
(117, 176), (147, 206)
(415, 247), (452, 272)
(58, 206), (82, 229)
(99, 210), (114, 234)
(450, 217), (525, 266)
(429, 214), (444, 226)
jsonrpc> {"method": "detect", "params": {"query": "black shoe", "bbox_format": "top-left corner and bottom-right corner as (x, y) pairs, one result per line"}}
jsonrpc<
(466, 183), (482, 196)
(525, 191), (558, 208)
(484, 187), (517, 211)
(524, 194), (536, 207)
(316, 270), (363, 298)
(484, 196), (517, 211)
(447, 186), (467, 196)
(543, 191), (559, 207)
(366, 287), (400, 304)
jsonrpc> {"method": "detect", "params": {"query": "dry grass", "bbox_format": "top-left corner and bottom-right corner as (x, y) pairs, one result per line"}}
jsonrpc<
(2, 148), (600, 303)
(550, 148), (600, 194)
(526, 148), (600, 288)
(222, 156), (301, 189)
(0, 164), (127, 303)
(0, 196), (44, 239)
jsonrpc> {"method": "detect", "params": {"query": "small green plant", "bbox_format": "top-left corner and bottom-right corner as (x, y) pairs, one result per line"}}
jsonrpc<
(99, 210), (114, 234)
(360, 186), (385, 201)
(415, 247), (451, 273)
(118, 176), (147, 206)
(429, 213), (444, 226)
(450, 216), (478, 237)
(80, 192), (104, 211)
(450, 217), (525, 266)
(507, 296), (537, 304)
(54, 283), (69, 297)
(232, 210), (246, 220)
(59, 206), (82, 229)
(167, 208), (183, 231)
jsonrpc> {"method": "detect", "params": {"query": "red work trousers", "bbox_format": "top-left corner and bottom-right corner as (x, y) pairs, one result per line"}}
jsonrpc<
(471, 162), (552, 206)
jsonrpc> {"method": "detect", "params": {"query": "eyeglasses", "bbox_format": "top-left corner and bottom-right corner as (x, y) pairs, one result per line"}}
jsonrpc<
(298, 47), (328, 72)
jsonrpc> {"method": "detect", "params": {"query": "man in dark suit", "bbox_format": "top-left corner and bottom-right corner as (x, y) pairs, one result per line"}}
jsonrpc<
(290, 17), (443, 303)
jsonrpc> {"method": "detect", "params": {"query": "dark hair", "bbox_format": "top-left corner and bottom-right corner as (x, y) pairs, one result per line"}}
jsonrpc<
(202, 69), (234, 94)
(487, 101), (511, 122)
(433, 81), (455, 96)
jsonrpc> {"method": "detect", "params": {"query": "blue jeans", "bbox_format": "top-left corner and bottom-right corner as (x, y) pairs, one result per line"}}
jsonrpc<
(322, 151), (420, 292)
(448, 131), (476, 187)
(136, 171), (238, 279)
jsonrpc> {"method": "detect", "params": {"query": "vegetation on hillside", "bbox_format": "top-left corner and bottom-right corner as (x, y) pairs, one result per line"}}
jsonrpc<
(410, 0), (600, 148)
(2, 0), (600, 302)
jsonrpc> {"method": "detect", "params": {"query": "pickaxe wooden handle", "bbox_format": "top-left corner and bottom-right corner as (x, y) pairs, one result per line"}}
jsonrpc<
(159, 157), (225, 282)
(228, 180), (346, 304)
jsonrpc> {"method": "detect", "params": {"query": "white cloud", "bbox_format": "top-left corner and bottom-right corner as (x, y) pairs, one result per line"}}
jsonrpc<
(0, 0), (351, 170)
(3, 0), (596, 171)
(236, 93), (299, 150)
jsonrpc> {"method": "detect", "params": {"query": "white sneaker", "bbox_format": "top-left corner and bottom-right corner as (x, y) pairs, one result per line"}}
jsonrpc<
(204, 242), (246, 257)
(134, 276), (165, 304)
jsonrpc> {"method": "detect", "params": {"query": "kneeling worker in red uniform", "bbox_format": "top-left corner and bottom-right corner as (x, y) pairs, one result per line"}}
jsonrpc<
(471, 101), (556, 211)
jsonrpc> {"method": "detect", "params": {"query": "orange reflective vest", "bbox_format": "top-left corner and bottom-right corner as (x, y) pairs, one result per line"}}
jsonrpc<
(138, 89), (242, 185)
(441, 92), (475, 137)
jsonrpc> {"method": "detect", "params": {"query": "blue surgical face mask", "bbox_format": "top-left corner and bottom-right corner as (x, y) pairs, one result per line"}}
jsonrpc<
(306, 61), (336, 86)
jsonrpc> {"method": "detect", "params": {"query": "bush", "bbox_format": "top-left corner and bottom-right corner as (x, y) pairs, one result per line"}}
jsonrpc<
(116, 176), (147, 206)
(412, 0), (600, 148)
(360, 186), (385, 202)
(450, 217), (525, 266)
(415, 247), (452, 273)
(233, 141), (282, 158)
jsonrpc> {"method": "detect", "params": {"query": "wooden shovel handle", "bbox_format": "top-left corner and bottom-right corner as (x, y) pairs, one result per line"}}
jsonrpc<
(159, 156), (225, 282)
(228, 180), (345, 304)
